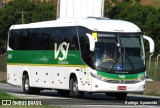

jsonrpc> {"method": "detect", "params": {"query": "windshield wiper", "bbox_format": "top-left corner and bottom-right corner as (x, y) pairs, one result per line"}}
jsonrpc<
(109, 53), (135, 73)
(123, 53), (135, 73)
(96, 65), (112, 72)
(109, 57), (119, 72)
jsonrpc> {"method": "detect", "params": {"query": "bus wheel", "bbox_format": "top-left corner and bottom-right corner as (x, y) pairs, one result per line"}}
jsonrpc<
(69, 77), (84, 98)
(115, 93), (127, 100)
(22, 74), (34, 94)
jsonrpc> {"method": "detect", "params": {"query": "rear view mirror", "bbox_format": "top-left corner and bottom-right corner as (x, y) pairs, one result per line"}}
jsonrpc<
(86, 33), (95, 51)
(143, 35), (154, 53)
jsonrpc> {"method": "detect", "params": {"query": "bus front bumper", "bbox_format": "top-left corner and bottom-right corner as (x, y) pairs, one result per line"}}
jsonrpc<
(91, 77), (145, 93)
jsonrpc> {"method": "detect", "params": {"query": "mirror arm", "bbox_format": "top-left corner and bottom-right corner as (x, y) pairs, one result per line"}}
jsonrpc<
(143, 35), (155, 53)
(86, 33), (95, 51)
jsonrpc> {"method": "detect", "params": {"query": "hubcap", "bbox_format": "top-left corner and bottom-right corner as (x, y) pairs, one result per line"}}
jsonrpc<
(25, 79), (29, 90)
(73, 80), (78, 93)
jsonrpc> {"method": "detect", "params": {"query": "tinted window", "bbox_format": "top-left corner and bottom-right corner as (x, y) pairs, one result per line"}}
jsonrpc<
(54, 28), (64, 46)
(30, 28), (41, 50)
(41, 28), (54, 50)
(9, 29), (22, 50)
(9, 26), (79, 50)
(20, 29), (30, 50)
(77, 26), (92, 67)
(9, 30), (15, 49)
(65, 27), (79, 50)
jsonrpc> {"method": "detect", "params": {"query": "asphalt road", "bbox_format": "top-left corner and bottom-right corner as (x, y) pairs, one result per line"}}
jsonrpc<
(0, 83), (160, 108)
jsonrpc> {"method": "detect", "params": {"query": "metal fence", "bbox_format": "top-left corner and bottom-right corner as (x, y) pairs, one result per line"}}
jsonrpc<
(148, 54), (160, 81)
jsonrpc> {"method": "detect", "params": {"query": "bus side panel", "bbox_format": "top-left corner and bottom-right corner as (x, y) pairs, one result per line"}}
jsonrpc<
(29, 66), (52, 89)
(82, 67), (92, 92)
(29, 66), (69, 89)
(52, 66), (69, 89)
(7, 65), (23, 86)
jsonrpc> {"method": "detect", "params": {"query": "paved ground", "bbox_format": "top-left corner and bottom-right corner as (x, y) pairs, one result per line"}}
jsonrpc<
(0, 83), (160, 108)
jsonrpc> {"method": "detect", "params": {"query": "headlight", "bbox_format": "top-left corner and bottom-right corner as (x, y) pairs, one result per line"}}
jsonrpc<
(137, 77), (145, 82)
(137, 74), (145, 82)
(90, 72), (108, 82)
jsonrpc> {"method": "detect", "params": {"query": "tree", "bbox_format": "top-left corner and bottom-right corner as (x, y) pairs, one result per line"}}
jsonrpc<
(0, 0), (56, 54)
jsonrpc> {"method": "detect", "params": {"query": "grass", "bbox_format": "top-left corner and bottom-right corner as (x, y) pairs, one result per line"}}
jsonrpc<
(0, 91), (18, 99)
(0, 91), (60, 108)
(144, 91), (160, 96)
(0, 80), (6, 83)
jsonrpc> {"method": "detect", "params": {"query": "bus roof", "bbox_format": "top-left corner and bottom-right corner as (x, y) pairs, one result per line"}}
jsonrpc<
(10, 17), (141, 33)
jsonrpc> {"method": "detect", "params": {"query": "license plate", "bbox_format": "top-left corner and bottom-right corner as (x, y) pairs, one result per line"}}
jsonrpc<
(118, 86), (126, 90)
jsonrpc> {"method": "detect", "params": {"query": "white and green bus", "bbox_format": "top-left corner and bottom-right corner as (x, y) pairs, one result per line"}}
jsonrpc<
(7, 18), (154, 100)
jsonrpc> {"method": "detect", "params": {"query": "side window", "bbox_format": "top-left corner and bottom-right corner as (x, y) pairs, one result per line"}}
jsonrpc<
(41, 28), (54, 50)
(78, 26), (90, 53)
(9, 29), (22, 50)
(78, 26), (92, 67)
(9, 30), (15, 50)
(19, 29), (30, 50)
(66, 27), (79, 50)
(30, 28), (41, 50)
(54, 28), (64, 45)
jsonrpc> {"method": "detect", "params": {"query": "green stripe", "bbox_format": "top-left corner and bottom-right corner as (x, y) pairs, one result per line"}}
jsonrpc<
(97, 71), (145, 80)
(7, 50), (84, 65)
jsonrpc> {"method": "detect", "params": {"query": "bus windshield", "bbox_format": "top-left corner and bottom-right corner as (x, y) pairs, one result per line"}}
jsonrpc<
(94, 33), (145, 74)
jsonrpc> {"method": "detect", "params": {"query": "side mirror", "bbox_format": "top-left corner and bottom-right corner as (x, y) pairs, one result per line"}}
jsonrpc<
(143, 35), (155, 53)
(86, 33), (95, 51)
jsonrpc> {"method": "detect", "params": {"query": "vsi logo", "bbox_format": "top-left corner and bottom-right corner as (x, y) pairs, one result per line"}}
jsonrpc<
(119, 75), (125, 79)
(54, 42), (70, 61)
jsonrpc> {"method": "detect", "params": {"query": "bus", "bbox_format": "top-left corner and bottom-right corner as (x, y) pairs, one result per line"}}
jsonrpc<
(7, 17), (154, 100)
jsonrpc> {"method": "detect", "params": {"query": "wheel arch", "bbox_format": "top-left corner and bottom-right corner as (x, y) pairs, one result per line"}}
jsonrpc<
(69, 73), (77, 80)
(69, 72), (82, 90)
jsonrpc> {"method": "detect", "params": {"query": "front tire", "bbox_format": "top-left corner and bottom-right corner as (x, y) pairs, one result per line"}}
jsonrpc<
(22, 74), (33, 94)
(22, 74), (40, 94)
(69, 77), (84, 98)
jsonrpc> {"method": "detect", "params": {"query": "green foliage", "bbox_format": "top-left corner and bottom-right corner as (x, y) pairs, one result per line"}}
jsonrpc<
(0, 0), (56, 54)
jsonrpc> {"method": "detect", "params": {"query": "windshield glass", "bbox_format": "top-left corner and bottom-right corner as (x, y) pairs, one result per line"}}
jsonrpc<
(94, 33), (145, 73)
